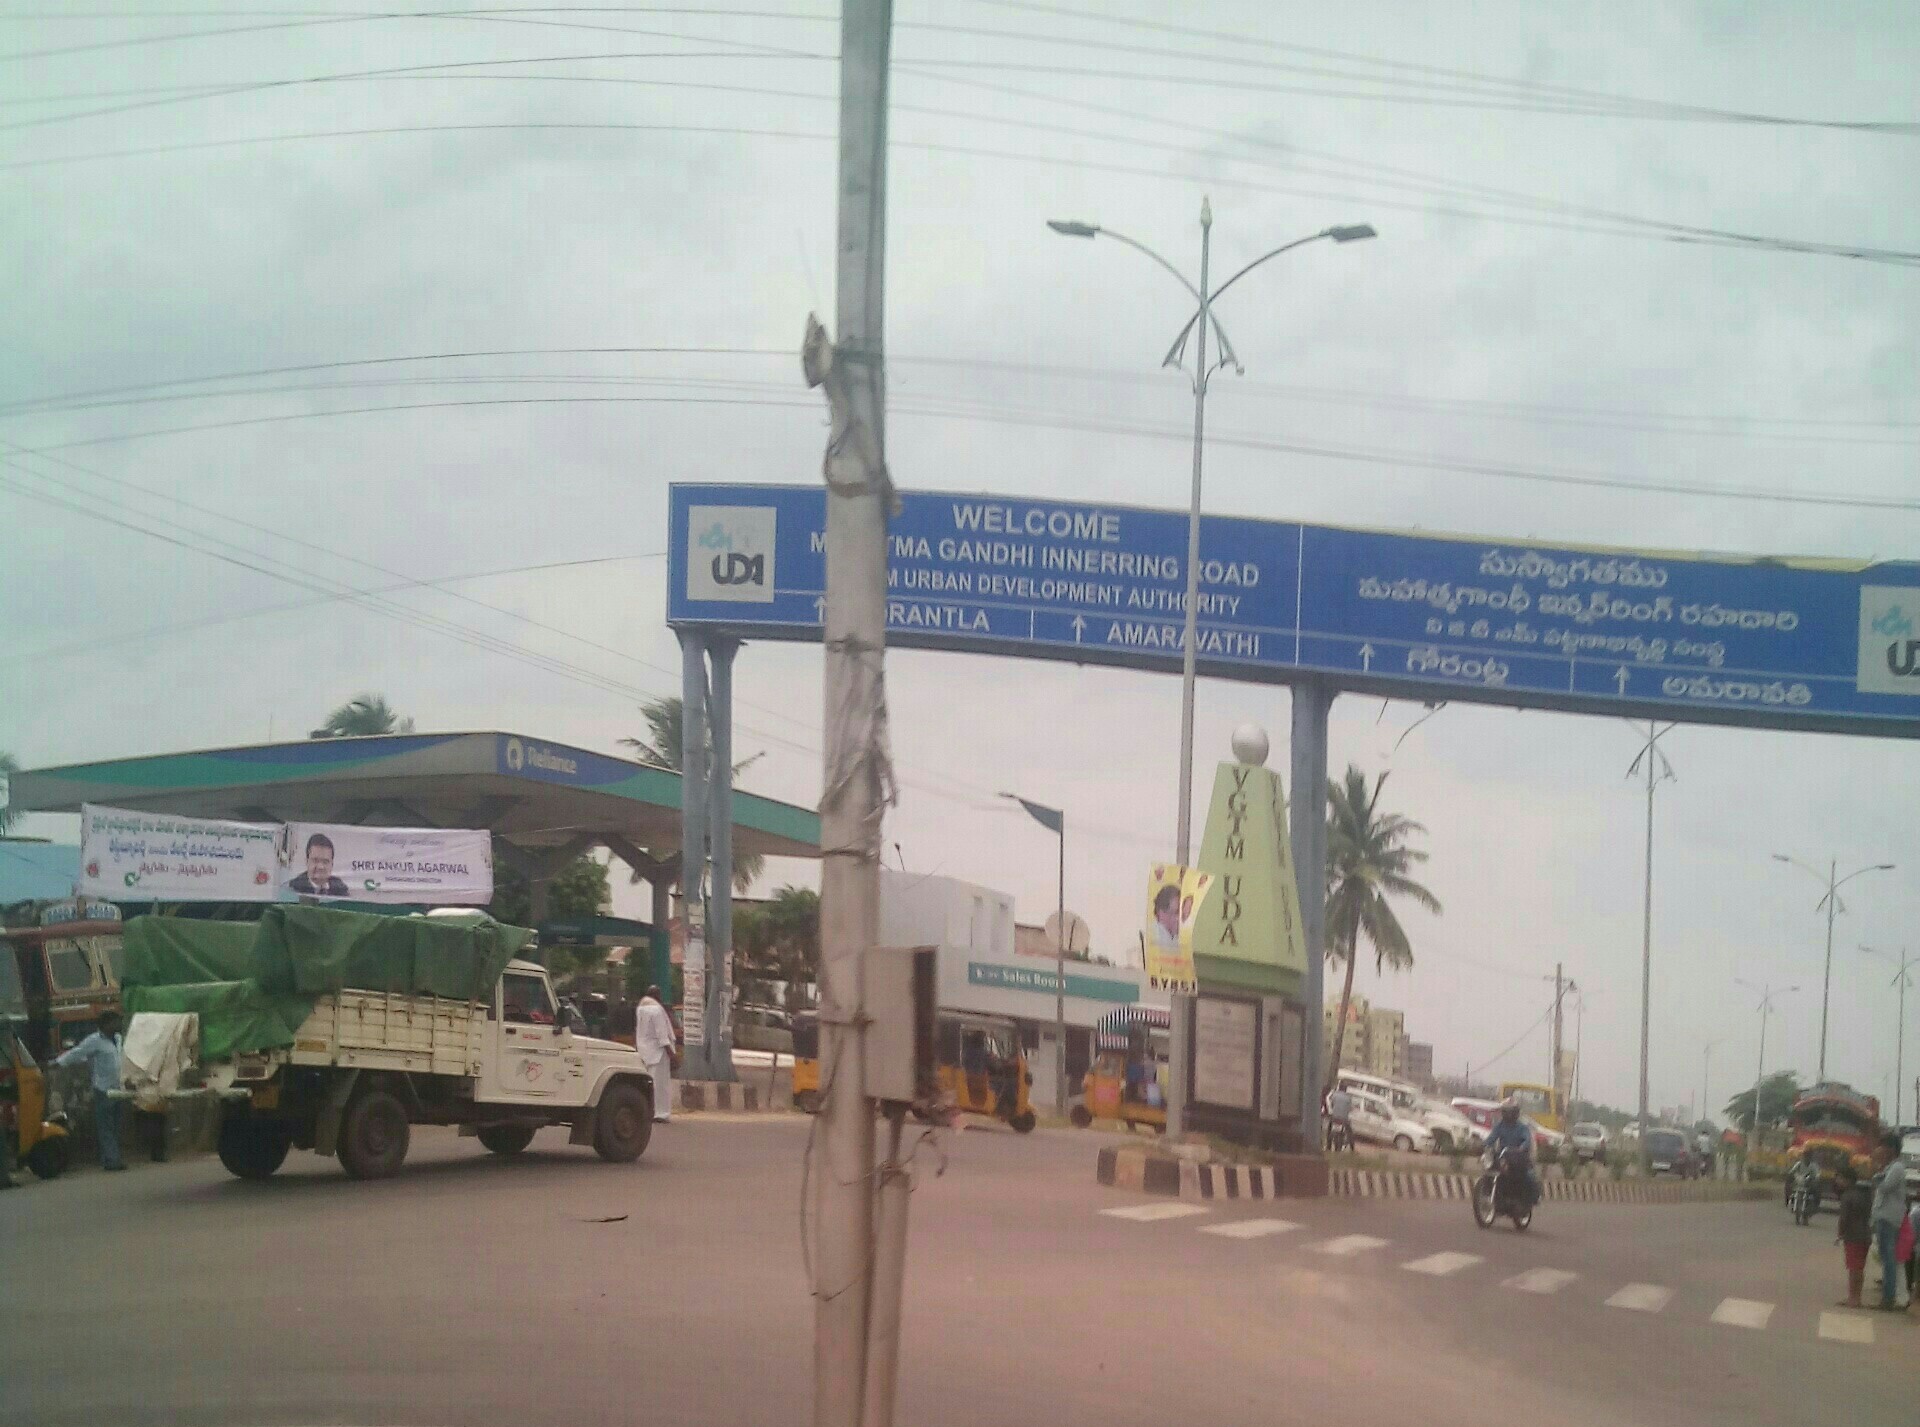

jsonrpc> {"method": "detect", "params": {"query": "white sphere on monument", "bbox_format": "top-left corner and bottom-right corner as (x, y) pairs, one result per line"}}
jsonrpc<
(1230, 723), (1270, 766)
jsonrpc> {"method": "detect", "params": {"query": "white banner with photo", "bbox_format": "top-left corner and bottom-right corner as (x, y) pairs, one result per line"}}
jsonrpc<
(278, 823), (492, 905)
(80, 804), (282, 901)
(79, 804), (493, 905)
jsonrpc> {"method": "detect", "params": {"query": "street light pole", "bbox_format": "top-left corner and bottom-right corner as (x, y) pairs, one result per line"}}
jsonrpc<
(1861, 946), (1919, 1124)
(1047, 206), (1374, 1137)
(1773, 854), (1894, 1081)
(1700, 1039), (1720, 1129)
(1003, 793), (1068, 1116)
(1736, 980), (1797, 1166)
(1627, 722), (1674, 1173)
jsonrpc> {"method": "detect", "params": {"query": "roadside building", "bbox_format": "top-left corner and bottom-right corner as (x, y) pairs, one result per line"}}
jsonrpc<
(1324, 995), (1414, 1081)
(1405, 1040), (1435, 1088)
(879, 871), (1163, 1109)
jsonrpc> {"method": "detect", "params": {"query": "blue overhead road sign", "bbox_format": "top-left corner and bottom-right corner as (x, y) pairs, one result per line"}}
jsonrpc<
(668, 484), (1920, 736)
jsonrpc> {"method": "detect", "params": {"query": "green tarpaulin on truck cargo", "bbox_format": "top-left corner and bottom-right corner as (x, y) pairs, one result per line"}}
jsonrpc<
(122, 980), (312, 1061)
(123, 918), (258, 989)
(118, 907), (534, 1058)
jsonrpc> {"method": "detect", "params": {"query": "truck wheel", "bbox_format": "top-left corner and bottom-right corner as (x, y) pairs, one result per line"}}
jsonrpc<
(217, 1119), (293, 1180)
(477, 1124), (536, 1156)
(338, 1087), (411, 1180)
(27, 1136), (70, 1180)
(593, 1082), (653, 1163)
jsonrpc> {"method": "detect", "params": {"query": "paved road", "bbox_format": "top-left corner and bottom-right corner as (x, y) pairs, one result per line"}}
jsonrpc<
(2, 1120), (1907, 1426)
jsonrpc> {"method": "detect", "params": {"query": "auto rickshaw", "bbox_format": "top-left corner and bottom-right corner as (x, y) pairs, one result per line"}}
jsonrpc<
(2, 1017), (72, 1179)
(1069, 1005), (1170, 1133)
(791, 1009), (1035, 1133)
(791, 1010), (821, 1112)
(937, 1012), (1035, 1133)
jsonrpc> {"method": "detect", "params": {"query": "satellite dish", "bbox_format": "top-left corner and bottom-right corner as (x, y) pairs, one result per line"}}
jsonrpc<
(1044, 910), (1092, 956)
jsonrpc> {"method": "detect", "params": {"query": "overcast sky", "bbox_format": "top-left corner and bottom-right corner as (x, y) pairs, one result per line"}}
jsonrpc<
(5, 2), (1918, 1120)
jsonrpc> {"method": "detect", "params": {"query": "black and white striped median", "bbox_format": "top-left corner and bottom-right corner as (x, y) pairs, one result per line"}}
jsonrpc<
(1099, 1143), (1773, 1205)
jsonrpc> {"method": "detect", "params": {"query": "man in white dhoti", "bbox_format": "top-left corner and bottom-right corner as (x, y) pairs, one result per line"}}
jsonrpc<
(634, 985), (679, 1123)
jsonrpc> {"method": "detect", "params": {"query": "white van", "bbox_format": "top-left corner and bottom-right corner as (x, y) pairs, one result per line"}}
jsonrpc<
(1338, 1070), (1482, 1153)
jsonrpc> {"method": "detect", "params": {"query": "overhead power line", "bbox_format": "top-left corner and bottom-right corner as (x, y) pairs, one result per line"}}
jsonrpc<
(8, 348), (1913, 435)
(8, 385), (1915, 515)
(947, 0), (1920, 134)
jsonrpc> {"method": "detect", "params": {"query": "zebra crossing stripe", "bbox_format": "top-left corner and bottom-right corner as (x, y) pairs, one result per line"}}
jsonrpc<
(1818, 1310), (1875, 1344)
(1403, 1252), (1482, 1277)
(1100, 1203), (1209, 1222)
(1504, 1268), (1578, 1295)
(1710, 1298), (1774, 1330)
(1199, 1217), (1299, 1239)
(1315, 1234), (1390, 1257)
(1606, 1283), (1674, 1313)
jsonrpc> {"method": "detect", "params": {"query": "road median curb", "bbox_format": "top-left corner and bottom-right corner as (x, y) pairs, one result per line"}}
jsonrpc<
(1097, 1145), (1328, 1200)
(1326, 1166), (1775, 1204)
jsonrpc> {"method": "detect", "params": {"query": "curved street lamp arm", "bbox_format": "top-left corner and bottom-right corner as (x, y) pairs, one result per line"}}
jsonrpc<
(1085, 226), (1204, 307)
(1834, 862), (1895, 894)
(1162, 230), (1336, 373)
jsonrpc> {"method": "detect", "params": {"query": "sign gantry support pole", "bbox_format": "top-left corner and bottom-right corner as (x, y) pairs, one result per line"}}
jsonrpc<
(1290, 679), (1332, 1122)
(678, 629), (712, 1082)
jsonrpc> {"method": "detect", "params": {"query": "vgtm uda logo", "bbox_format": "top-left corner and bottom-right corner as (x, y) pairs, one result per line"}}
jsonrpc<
(686, 505), (777, 603)
(1858, 588), (1920, 696)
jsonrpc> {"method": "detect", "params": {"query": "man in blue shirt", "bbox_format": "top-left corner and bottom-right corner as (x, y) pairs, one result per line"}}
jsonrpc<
(55, 1011), (125, 1172)
(1483, 1098), (1538, 1203)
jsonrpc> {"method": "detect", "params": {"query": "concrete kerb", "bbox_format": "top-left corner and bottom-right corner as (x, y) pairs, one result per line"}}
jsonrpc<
(1099, 1145), (1775, 1206)
(1098, 1145), (1324, 1200)
(1321, 1167), (1773, 1205)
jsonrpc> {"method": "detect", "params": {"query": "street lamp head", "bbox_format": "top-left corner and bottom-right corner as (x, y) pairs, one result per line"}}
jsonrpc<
(1046, 219), (1099, 239)
(1771, 854), (1792, 864)
(1327, 224), (1377, 243)
(1875, 863), (1896, 871)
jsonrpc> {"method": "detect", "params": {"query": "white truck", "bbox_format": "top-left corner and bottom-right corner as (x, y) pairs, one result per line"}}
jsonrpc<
(152, 957), (656, 1181)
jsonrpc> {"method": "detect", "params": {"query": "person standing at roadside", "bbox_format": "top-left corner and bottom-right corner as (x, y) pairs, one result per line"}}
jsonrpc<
(1870, 1132), (1909, 1310)
(1835, 1165), (1873, 1308)
(55, 1010), (125, 1172)
(1325, 1086), (1354, 1152)
(633, 986), (679, 1125)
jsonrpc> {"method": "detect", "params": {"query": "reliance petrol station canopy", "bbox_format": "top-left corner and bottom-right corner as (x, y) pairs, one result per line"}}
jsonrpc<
(9, 732), (820, 865)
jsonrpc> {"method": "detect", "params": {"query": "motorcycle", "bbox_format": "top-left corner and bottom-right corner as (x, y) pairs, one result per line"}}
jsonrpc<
(1473, 1144), (1535, 1232)
(1788, 1174), (1818, 1226)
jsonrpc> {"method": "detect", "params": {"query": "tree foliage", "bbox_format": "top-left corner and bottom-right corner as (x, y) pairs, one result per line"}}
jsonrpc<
(489, 853), (610, 929)
(620, 695), (764, 893)
(0, 750), (17, 836)
(1323, 766), (1441, 1090)
(311, 694), (413, 738)
(733, 884), (820, 1009)
(1724, 1070), (1803, 1133)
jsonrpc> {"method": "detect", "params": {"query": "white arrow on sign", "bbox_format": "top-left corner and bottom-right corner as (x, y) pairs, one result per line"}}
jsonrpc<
(814, 596), (826, 621)
(1614, 665), (1631, 694)
(1359, 643), (1374, 671)
(1071, 614), (1087, 643)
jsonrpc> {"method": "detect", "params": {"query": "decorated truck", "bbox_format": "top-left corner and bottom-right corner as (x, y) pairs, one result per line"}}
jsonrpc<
(119, 906), (656, 1181)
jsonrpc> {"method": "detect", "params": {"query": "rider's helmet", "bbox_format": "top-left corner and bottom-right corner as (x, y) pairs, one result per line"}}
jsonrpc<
(1499, 1096), (1521, 1123)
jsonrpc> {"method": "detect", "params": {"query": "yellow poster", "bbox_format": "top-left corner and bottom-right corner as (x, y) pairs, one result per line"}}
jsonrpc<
(1142, 863), (1213, 993)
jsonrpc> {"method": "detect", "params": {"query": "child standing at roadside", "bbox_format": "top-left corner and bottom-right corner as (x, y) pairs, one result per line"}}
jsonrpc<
(1836, 1165), (1873, 1309)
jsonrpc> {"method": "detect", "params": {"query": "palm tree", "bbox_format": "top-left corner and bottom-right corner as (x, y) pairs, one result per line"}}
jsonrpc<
(311, 694), (414, 739)
(1323, 766), (1442, 1091)
(0, 750), (18, 836)
(734, 885), (821, 1009)
(621, 695), (764, 893)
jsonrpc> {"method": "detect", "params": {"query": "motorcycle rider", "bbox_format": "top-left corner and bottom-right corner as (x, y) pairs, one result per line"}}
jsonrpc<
(1482, 1097), (1540, 1205)
(1788, 1153), (1820, 1216)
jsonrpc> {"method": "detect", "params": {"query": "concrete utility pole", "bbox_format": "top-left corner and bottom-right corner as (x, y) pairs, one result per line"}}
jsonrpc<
(806, 0), (894, 1422)
(1773, 854), (1895, 1081)
(1626, 722), (1674, 1173)
(1700, 1039), (1720, 1129)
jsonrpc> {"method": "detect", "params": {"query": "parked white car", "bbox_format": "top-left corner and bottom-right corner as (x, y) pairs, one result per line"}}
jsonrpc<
(1336, 1070), (1480, 1152)
(1350, 1091), (1436, 1153)
(1569, 1121), (1609, 1163)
